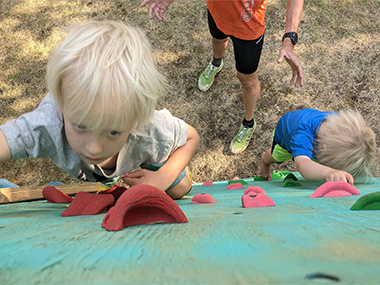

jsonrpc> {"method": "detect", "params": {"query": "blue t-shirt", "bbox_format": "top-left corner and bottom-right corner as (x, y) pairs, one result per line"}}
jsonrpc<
(274, 109), (335, 159)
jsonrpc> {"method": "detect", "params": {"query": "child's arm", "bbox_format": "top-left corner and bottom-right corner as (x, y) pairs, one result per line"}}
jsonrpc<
(294, 155), (354, 184)
(0, 130), (11, 162)
(260, 147), (278, 180)
(123, 123), (199, 191)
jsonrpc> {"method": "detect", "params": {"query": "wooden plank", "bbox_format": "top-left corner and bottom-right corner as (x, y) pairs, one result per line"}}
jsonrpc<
(0, 183), (98, 204)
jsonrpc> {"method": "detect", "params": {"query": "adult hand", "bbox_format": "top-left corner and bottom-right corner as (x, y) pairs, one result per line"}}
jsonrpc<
(277, 41), (304, 87)
(141, 0), (174, 20)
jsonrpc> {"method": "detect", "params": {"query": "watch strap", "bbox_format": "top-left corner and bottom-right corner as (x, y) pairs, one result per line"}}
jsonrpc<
(282, 32), (298, 45)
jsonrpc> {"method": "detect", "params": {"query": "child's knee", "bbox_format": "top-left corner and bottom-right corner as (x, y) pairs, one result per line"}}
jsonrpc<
(166, 168), (192, 200)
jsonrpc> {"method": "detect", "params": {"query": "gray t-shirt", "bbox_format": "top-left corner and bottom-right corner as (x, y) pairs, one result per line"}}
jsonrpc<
(0, 94), (188, 183)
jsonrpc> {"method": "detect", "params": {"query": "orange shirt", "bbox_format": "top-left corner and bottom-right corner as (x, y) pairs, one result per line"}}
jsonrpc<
(207, 0), (267, 41)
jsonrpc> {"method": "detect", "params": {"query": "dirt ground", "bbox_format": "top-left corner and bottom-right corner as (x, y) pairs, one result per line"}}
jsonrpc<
(1, 0), (379, 186)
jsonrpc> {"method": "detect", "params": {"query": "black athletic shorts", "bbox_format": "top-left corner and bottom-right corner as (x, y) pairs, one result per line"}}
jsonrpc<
(207, 10), (264, 74)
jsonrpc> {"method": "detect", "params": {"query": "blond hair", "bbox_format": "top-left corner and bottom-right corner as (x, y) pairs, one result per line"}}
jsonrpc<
(316, 110), (376, 180)
(46, 20), (166, 133)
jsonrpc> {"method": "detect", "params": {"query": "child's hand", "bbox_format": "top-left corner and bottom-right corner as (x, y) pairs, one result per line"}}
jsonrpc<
(325, 169), (354, 185)
(295, 156), (355, 184)
(123, 169), (170, 191)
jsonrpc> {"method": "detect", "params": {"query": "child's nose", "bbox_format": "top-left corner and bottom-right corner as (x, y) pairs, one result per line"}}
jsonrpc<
(85, 136), (103, 155)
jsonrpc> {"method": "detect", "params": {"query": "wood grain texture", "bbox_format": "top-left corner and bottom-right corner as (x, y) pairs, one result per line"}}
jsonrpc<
(0, 183), (97, 204)
(1, 173), (380, 284)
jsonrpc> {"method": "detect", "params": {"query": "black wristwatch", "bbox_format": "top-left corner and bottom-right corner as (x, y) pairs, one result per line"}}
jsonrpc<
(282, 32), (298, 45)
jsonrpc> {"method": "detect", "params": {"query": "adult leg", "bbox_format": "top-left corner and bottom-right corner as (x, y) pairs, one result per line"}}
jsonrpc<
(212, 37), (228, 59)
(198, 10), (229, 92)
(229, 34), (264, 154)
(208, 9), (229, 59)
(236, 71), (260, 121)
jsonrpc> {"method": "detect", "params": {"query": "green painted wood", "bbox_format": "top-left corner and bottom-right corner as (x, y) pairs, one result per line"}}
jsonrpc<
(1, 173), (380, 284)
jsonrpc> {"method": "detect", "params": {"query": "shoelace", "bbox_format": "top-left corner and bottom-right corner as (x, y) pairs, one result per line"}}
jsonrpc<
(237, 127), (251, 141)
(205, 65), (217, 79)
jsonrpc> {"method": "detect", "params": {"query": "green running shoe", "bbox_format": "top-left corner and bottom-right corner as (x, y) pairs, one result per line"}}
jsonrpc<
(198, 60), (223, 92)
(229, 121), (256, 154)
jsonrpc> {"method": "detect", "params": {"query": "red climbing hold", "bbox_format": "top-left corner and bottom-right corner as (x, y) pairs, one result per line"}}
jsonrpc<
(61, 192), (114, 216)
(102, 185), (188, 231)
(42, 186), (73, 203)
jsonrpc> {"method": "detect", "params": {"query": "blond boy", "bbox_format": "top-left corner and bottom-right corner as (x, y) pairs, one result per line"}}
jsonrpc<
(0, 20), (199, 199)
(260, 109), (376, 184)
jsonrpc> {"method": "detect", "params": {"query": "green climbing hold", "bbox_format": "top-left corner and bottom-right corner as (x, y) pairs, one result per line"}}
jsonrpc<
(228, 179), (249, 185)
(350, 191), (380, 210)
(254, 176), (265, 181)
(254, 170), (292, 181)
(283, 173), (302, 187)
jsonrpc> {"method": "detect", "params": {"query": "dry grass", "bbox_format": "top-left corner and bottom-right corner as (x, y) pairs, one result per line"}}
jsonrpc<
(1, 0), (379, 186)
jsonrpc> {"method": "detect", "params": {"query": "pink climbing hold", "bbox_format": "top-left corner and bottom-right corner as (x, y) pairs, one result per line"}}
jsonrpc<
(42, 186), (73, 203)
(244, 186), (266, 195)
(241, 193), (276, 208)
(102, 184), (188, 231)
(226, 183), (244, 190)
(61, 192), (114, 216)
(310, 181), (360, 198)
(231, 176), (240, 181)
(191, 193), (215, 204)
(202, 180), (214, 186)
